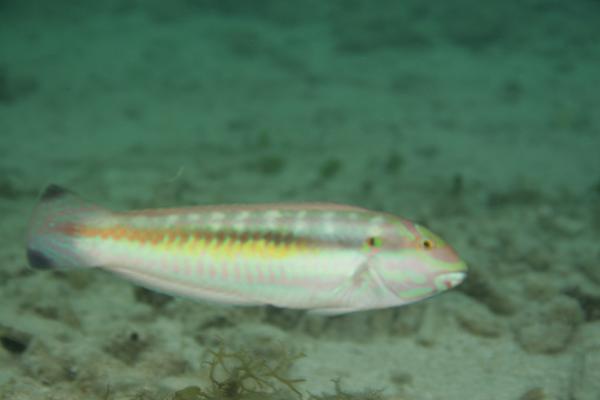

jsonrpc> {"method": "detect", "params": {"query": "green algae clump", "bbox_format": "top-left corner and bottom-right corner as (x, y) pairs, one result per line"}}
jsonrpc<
(170, 345), (387, 400)
(172, 343), (305, 400)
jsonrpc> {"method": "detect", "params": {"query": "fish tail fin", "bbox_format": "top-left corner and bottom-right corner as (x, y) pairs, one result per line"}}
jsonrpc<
(26, 184), (110, 269)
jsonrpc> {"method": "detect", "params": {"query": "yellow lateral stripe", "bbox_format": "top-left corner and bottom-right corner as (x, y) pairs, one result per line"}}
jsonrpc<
(78, 225), (314, 260)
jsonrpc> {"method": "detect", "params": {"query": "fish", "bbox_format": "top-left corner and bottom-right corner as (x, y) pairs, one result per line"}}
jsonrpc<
(26, 184), (467, 315)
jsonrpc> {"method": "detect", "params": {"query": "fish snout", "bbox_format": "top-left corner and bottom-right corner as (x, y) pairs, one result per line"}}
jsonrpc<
(434, 270), (467, 291)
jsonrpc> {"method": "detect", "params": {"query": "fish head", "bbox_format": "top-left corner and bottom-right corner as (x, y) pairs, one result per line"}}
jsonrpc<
(370, 220), (468, 302)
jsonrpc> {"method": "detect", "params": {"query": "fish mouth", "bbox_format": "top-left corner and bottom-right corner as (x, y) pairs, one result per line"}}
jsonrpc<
(434, 271), (467, 290)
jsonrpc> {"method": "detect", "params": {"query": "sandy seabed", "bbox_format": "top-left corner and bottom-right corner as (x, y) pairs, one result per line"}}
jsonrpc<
(1, 1), (599, 399)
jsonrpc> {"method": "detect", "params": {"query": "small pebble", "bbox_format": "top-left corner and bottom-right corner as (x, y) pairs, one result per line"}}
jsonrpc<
(390, 371), (413, 386)
(460, 268), (516, 316)
(0, 325), (32, 355)
(519, 387), (546, 400)
(512, 296), (583, 354)
(104, 330), (150, 364)
(134, 286), (173, 309)
(172, 386), (204, 400)
(537, 207), (584, 237)
(454, 298), (503, 338)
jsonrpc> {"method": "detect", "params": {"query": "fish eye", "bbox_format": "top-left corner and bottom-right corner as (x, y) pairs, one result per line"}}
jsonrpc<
(366, 236), (382, 248)
(422, 239), (434, 250)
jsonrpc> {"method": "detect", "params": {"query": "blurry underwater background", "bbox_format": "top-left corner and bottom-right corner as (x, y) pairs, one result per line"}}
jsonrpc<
(1, 0), (600, 399)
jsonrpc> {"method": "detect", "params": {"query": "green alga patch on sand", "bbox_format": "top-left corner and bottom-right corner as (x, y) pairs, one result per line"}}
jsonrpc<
(170, 343), (384, 400)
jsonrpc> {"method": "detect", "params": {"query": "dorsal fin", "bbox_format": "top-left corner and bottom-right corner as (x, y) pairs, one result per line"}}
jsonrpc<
(40, 184), (71, 202)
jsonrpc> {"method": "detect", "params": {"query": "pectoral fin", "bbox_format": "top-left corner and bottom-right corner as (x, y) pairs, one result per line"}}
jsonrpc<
(309, 258), (393, 315)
